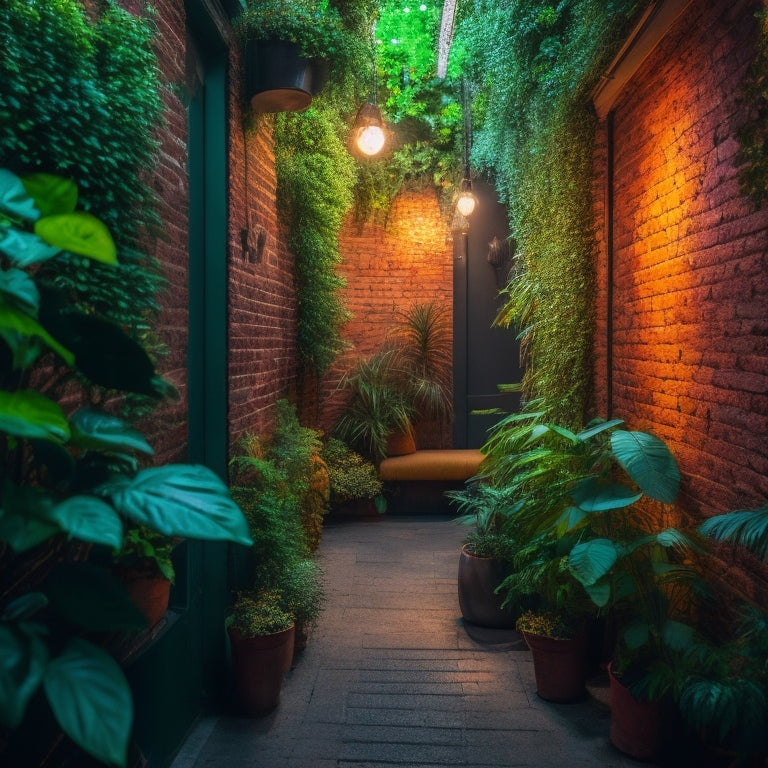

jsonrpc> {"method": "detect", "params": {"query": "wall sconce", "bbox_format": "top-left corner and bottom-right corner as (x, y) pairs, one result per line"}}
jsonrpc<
(353, 102), (386, 156)
(456, 177), (476, 217)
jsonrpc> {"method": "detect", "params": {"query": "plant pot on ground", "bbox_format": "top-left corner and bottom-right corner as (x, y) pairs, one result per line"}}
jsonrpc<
(321, 438), (386, 518)
(227, 592), (295, 715)
(449, 483), (519, 629)
(516, 610), (589, 703)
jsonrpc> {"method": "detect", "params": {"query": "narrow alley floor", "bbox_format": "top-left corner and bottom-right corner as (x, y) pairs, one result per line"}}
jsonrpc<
(171, 515), (648, 768)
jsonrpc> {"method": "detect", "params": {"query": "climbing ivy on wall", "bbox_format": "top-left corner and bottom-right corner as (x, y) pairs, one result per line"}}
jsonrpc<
(456, 0), (648, 427)
(0, 0), (164, 353)
(737, 7), (768, 208)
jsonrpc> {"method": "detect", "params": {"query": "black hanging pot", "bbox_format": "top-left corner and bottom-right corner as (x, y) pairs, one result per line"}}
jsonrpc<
(244, 39), (328, 113)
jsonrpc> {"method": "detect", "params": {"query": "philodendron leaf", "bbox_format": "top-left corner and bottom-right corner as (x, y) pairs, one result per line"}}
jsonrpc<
(569, 538), (618, 586)
(610, 430), (680, 504)
(44, 638), (132, 768)
(0, 483), (61, 551)
(0, 227), (61, 267)
(0, 169), (41, 222)
(572, 477), (642, 512)
(34, 212), (117, 265)
(49, 496), (124, 549)
(0, 300), (75, 367)
(43, 563), (146, 631)
(662, 619), (694, 652)
(0, 268), (39, 317)
(69, 408), (154, 455)
(623, 619), (650, 650)
(106, 464), (253, 545)
(21, 173), (78, 217)
(0, 622), (50, 728)
(584, 579), (612, 608)
(0, 390), (70, 442)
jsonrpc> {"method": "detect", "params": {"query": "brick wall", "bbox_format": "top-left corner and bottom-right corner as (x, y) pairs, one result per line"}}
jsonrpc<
(319, 187), (455, 448)
(593, 0), (768, 597)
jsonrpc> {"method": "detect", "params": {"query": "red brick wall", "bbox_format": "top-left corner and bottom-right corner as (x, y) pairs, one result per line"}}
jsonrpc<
(134, 0), (190, 466)
(593, 0), (768, 597)
(319, 188), (454, 448)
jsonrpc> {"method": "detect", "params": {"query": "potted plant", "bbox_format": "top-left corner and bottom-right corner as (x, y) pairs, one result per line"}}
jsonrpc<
(321, 437), (386, 517)
(112, 525), (176, 628)
(0, 169), (252, 767)
(234, 0), (349, 112)
(226, 591), (295, 715)
(516, 608), (590, 703)
(448, 483), (519, 629)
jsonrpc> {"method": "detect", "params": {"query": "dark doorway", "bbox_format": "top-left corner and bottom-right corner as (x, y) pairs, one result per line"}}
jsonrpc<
(453, 180), (522, 448)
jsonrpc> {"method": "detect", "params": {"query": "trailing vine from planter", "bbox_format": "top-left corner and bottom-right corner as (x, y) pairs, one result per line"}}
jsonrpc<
(457, 0), (649, 427)
(0, 0), (165, 371)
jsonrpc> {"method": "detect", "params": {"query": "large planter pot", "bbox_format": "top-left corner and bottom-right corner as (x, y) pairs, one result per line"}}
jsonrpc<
(116, 568), (171, 629)
(608, 664), (662, 759)
(244, 40), (327, 113)
(227, 624), (295, 716)
(457, 545), (516, 629)
(521, 631), (588, 703)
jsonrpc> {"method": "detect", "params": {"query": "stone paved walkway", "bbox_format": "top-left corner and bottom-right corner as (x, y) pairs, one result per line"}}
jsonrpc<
(171, 515), (651, 768)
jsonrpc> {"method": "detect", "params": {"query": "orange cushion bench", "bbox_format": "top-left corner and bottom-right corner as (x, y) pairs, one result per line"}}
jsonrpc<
(378, 449), (485, 513)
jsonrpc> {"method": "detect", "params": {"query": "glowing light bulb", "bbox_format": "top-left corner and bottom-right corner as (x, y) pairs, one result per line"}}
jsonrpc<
(456, 191), (477, 217)
(356, 124), (386, 156)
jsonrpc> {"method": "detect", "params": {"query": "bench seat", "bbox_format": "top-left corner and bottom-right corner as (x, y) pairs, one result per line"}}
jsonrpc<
(379, 449), (485, 482)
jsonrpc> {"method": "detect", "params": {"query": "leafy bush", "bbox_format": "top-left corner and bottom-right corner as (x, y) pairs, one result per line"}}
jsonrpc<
(321, 437), (383, 503)
(229, 591), (293, 637)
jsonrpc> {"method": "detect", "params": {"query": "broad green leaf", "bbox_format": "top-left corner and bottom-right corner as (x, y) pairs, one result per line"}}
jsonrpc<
(0, 484), (61, 551)
(0, 623), (49, 728)
(555, 505), (588, 535)
(0, 390), (70, 442)
(623, 619), (650, 650)
(0, 228), (60, 267)
(1, 593), (48, 621)
(0, 268), (39, 317)
(0, 300), (75, 366)
(572, 476), (642, 512)
(547, 424), (580, 443)
(0, 169), (40, 222)
(610, 430), (680, 503)
(21, 173), (78, 217)
(661, 619), (694, 652)
(583, 579), (612, 608)
(569, 538), (618, 586)
(69, 409), (154, 455)
(49, 496), (124, 549)
(43, 563), (146, 631)
(37, 304), (157, 396)
(35, 212), (117, 264)
(106, 464), (253, 545)
(44, 638), (132, 767)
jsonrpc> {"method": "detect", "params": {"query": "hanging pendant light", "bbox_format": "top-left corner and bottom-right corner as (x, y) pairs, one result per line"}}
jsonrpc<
(354, 101), (386, 156)
(353, 20), (386, 157)
(455, 76), (476, 218)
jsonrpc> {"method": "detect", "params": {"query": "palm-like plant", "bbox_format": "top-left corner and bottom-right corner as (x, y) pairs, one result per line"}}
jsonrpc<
(699, 506), (768, 559)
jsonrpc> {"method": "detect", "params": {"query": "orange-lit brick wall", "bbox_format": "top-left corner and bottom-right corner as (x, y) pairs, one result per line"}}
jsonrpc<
(593, 0), (768, 597)
(319, 188), (455, 448)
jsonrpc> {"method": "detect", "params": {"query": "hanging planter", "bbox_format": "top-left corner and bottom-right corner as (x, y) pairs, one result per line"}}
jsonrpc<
(235, 0), (347, 114)
(244, 40), (328, 113)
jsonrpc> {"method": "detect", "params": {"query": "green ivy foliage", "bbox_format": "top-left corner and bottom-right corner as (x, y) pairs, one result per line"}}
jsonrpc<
(0, 0), (164, 344)
(457, 0), (647, 427)
(737, 8), (768, 208)
(273, 106), (356, 375)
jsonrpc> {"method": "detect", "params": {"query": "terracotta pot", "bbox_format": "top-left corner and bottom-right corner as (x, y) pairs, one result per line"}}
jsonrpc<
(608, 663), (662, 759)
(522, 630), (588, 703)
(385, 430), (416, 456)
(457, 545), (516, 629)
(227, 624), (295, 716)
(118, 569), (171, 629)
(244, 40), (326, 113)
